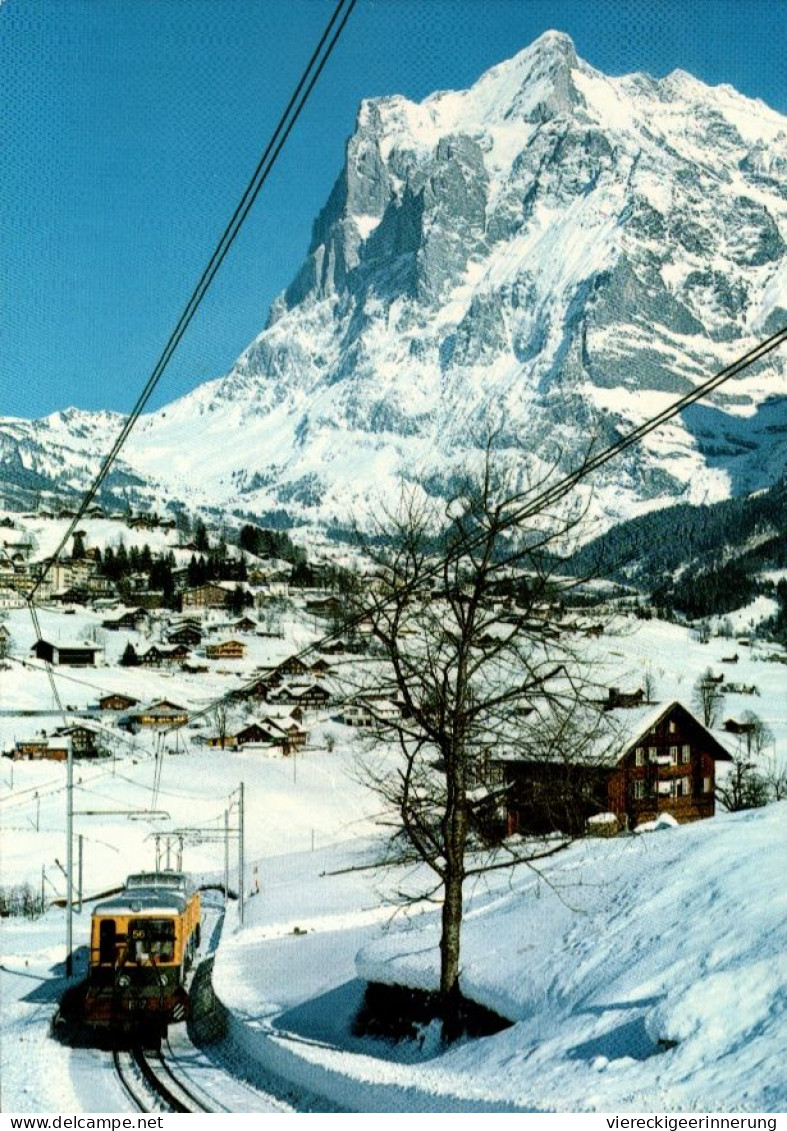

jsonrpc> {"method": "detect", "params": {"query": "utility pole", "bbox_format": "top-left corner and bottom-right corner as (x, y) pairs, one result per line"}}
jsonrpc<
(65, 737), (73, 977)
(41, 865), (46, 914)
(35, 791), (40, 832)
(238, 781), (245, 927)
(77, 834), (83, 913)
(224, 809), (229, 906)
(155, 833), (161, 870)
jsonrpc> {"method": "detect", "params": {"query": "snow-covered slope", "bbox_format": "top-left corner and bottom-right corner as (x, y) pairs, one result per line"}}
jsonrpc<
(3, 31), (786, 528)
(212, 803), (787, 1112)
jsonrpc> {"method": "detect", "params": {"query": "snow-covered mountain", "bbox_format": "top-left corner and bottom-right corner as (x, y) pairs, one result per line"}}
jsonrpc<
(3, 31), (786, 529)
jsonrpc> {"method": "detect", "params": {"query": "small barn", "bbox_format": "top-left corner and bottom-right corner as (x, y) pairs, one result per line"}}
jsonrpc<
(32, 638), (102, 666)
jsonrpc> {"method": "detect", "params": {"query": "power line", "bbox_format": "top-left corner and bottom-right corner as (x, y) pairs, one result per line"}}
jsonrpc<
(26, 0), (358, 603)
(167, 324), (787, 734)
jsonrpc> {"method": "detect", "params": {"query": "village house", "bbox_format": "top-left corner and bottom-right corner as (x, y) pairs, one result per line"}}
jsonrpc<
(167, 624), (202, 646)
(121, 700), (189, 731)
(182, 583), (231, 610)
(231, 616), (257, 633)
(205, 639), (246, 660)
(0, 586), (24, 609)
(98, 692), (139, 712)
(102, 607), (149, 632)
(52, 722), (103, 758)
(32, 638), (102, 667)
(267, 682), (331, 709)
(137, 644), (191, 668)
(12, 736), (70, 762)
(493, 700), (733, 837)
(341, 697), (402, 728)
(206, 714), (307, 754)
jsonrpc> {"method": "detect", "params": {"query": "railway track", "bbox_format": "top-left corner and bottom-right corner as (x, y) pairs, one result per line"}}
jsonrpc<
(113, 1045), (214, 1113)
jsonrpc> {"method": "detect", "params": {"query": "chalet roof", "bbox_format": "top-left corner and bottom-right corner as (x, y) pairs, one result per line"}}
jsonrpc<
(34, 637), (102, 652)
(54, 718), (104, 736)
(492, 700), (735, 768)
(603, 701), (734, 762)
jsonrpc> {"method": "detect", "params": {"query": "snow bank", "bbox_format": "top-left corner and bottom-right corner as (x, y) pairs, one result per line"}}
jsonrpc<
(214, 803), (787, 1111)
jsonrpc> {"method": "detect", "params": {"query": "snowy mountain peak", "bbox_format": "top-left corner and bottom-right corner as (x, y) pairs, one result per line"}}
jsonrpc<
(2, 35), (786, 531)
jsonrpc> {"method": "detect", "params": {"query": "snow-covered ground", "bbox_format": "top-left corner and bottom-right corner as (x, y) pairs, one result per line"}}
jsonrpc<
(211, 804), (787, 1113)
(2, 611), (785, 1111)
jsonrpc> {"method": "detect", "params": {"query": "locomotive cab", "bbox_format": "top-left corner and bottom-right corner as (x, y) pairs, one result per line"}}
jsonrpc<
(85, 883), (200, 1035)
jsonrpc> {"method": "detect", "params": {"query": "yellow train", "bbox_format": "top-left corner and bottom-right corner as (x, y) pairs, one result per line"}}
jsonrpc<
(85, 872), (201, 1037)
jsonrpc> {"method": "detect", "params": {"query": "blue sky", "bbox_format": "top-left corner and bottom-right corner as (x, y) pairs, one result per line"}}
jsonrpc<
(3, 0), (785, 420)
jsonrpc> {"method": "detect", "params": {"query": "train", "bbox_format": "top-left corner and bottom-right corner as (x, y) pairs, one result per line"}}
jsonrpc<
(84, 871), (201, 1038)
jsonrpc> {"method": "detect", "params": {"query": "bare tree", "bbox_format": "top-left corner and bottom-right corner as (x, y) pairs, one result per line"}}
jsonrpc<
(212, 703), (229, 751)
(716, 756), (769, 812)
(642, 664), (658, 704)
(349, 455), (611, 1033)
(692, 667), (725, 728)
(761, 753), (787, 802)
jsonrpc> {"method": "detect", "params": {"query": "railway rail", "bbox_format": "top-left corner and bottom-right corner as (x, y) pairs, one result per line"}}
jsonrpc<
(112, 1044), (214, 1113)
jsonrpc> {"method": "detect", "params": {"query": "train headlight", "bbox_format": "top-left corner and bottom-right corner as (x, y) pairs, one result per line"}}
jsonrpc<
(116, 974), (131, 987)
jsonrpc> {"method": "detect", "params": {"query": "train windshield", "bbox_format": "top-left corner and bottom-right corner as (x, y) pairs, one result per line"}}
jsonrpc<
(128, 918), (175, 963)
(99, 919), (116, 964)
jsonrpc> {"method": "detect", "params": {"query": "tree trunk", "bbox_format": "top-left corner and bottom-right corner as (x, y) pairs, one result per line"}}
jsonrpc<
(439, 799), (466, 1039)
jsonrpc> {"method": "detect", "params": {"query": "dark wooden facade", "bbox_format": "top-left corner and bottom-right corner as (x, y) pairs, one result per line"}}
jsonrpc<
(99, 693), (139, 711)
(33, 639), (100, 666)
(499, 702), (732, 836)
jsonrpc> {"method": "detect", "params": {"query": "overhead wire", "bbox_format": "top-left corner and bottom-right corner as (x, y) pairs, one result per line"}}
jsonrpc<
(15, 0), (358, 815)
(166, 324), (787, 735)
(26, 0), (358, 603)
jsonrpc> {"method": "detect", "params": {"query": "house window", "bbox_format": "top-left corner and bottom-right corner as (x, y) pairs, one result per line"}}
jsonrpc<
(676, 776), (691, 797)
(668, 720), (677, 734)
(648, 746), (658, 762)
(634, 780), (646, 800)
(704, 776), (712, 794)
(669, 745), (679, 764)
(635, 746), (645, 767)
(680, 744), (691, 764)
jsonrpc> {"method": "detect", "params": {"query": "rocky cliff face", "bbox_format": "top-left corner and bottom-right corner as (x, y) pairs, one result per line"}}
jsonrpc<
(3, 32), (786, 528)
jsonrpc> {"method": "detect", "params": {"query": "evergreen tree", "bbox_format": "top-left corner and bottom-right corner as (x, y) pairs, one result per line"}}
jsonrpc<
(194, 519), (210, 553)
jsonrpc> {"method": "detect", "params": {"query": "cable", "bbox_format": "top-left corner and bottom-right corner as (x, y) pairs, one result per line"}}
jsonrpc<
(167, 324), (787, 734)
(26, 0), (358, 603)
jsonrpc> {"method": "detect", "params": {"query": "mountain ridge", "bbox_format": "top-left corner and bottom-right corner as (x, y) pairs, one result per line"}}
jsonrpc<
(2, 31), (786, 530)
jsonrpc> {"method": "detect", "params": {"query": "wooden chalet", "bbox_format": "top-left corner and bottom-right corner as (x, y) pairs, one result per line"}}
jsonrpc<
(206, 714), (307, 753)
(205, 639), (246, 660)
(98, 692), (139, 711)
(32, 638), (102, 667)
(13, 737), (70, 762)
(232, 616), (257, 633)
(723, 717), (756, 735)
(236, 675), (274, 701)
(599, 687), (646, 711)
(495, 701), (733, 837)
(52, 723), (102, 758)
(305, 596), (343, 616)
(167, 624), (202, 646)
(182, 583), (229, 610)
(137, 644), (190, 668)
(122, 700), (189, 731)
(102, 607), (148, 632)
(341, 697), (402, 728)
(268, 682), (331, 709)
